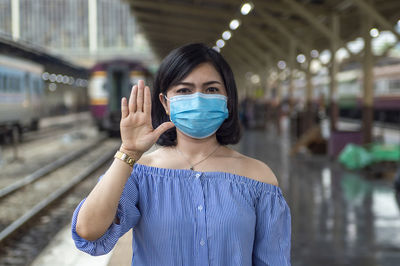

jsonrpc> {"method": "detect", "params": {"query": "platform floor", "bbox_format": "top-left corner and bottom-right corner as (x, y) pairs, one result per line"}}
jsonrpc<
(31, 124), (400, 266)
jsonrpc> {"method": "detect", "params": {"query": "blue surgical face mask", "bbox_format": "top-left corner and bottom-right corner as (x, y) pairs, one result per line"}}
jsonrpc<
(165, 92), (229, 139)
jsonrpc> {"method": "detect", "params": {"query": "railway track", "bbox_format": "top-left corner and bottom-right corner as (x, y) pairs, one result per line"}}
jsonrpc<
(0, 136), (107, 199)
(0, 138), (120, 265)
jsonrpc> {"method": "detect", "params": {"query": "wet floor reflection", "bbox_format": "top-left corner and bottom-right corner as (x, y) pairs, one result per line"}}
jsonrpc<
(235, 129), (400, 266)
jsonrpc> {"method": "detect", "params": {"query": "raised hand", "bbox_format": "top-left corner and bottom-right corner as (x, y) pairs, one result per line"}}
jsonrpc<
(119, 80), (174, 157)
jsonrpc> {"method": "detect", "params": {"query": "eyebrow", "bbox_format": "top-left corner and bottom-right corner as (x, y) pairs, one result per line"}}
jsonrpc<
(175, 81), (222, 87)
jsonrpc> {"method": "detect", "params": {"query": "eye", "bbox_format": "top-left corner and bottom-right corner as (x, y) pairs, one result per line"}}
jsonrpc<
(206, 87), (220, 93)
(176, 88), (192, 94)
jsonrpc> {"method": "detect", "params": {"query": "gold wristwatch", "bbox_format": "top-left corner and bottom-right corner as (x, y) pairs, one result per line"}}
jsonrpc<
(114, 150), (136, 167)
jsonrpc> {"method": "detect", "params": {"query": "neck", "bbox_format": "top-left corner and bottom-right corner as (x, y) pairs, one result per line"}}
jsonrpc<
(175, 130), (220, 159)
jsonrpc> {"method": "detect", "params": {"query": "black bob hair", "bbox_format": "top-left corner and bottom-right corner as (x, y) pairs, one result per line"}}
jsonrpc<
(151, 43), (241, 146)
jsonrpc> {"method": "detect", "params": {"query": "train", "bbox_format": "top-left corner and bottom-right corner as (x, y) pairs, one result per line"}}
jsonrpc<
(0, 53), (91, 143)
(88, 59), (152, 134)
(0, 55), (45, 139)
(289, 62), (400, 124)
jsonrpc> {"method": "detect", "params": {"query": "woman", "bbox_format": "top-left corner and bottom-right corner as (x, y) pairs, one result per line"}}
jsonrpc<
(72, 43), (291, 265)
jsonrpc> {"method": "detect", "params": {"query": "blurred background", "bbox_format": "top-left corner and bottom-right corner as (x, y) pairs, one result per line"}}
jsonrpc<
(0, 0), (399, 265)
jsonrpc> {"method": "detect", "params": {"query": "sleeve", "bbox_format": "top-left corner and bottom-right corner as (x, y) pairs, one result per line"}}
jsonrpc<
(252, 189), (291, 266)
(71, 172), (141, 256)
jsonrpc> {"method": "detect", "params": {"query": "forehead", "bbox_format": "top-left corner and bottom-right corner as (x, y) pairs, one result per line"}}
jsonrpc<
(180, 62), (223, 82)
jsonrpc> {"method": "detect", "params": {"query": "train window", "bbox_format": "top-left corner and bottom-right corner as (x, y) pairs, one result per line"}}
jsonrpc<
(34, 80), (39, 94)
(9, 77), (15, 92)
(12, 77), (18, 92)
(4, 76), (8, 92)
(388, 79), (400, 91)
(0, 74), (3, 91)
(16, 78), (21, 92)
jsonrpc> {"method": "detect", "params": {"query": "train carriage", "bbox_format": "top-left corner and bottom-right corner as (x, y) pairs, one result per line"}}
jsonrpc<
(88, 60), (152, 134)
(0, 55), (44, 138)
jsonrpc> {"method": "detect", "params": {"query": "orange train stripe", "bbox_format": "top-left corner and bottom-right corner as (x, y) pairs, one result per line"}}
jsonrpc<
(91, 71), (107, 77)
(90, 98), (108, 105)
(130, 71), (144, 76)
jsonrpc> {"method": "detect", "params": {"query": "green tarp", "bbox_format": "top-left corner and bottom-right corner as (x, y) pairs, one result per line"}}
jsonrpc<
(338, 143), (400, 170)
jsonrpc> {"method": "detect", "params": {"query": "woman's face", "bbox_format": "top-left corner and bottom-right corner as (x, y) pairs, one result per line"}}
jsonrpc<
(159, 62), (227, 113)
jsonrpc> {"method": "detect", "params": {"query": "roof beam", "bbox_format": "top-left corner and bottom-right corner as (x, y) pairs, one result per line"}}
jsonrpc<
(140, 24), (214, 39)
(246, 27), (286, 59)
(256, 1), (330, 16)
(227, 41), (265, 71)
(282, 0), (356, 57)
(254, 6), (309, 54)
(133, 9), (224, 30)
(137, 21), (218, 37)
(234, 33), (267, 68)
(128, 0), (233, 21)
(281, 0), (338, 43)
(351, 0), (400, 40)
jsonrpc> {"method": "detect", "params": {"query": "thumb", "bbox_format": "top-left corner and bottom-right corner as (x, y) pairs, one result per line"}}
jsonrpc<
(152, 122), (175, 139)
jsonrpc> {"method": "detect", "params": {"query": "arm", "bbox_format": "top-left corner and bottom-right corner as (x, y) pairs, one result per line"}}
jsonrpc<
(74, 80), (174, 242)
(252, 189), (291, 266)
(75, 151), (141, 241)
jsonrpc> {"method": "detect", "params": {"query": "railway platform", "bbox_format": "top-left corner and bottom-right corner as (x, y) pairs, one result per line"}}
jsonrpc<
(29, 121), (400, 266)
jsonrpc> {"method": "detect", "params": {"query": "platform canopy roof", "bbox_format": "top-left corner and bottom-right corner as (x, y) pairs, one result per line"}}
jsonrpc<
(0, 36), (88, 78)
(125, 0), (400, 74)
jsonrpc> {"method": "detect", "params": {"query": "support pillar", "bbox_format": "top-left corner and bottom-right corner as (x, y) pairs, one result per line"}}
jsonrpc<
(88, 0), (98, 54)
(329, 14), (340, 131)
(288, 40), (296, 113)
(362, 7), (374, 144)
(305, 54), (314, 129)
(11, 0), (20, 41)
(275, 70), (283, 135)
(264, 54), (274, 100)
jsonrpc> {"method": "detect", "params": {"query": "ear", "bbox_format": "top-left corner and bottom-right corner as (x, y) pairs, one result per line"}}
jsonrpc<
(159, 93), (170, 115)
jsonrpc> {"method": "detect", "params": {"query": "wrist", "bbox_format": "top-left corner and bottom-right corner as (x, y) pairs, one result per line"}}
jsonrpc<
(119, 145), (143, 161)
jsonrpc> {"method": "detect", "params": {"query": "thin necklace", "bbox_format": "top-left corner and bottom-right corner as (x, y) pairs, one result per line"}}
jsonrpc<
(175, 145), (220, 171)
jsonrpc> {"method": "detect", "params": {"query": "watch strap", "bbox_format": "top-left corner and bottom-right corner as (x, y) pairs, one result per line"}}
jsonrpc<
(114, 150), (136, 167)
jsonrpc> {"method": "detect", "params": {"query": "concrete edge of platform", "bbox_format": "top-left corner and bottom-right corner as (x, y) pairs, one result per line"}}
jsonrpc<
(31, 224), (112, 266)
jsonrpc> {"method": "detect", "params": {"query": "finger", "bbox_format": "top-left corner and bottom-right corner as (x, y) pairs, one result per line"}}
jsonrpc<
(137, 80), (144, 112)
(144, 86), (151, 115)
(121, 97), (128, 118)
(152, 122), (175, 140)
(128, 85), (138, 113)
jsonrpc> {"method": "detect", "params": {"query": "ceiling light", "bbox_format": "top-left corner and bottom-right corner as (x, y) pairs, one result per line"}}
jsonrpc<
(216, 39), (225, 48)
(241, 3), (253, 15)
(277, 60), (286, 69)
(229, 19), (240, 30)
(369, 28), (379, 38)
(212, 46), (221, 52)
(310, 49), (319, 58)
(296, 54), (306, 63)
(222, 31), (232, 40)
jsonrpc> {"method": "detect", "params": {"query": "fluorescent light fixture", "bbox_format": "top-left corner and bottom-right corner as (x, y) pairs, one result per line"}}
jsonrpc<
(216, 39), (225, 48)
(296, 54), (306, 63)
(370, 28), (379, 38)
(310, 49), (319, 58)
(277, 60), (286, 69)
(250, 74), (260, 84)
(241, 3), (253, 15)
(229, 19), (240, 30)
(212, 46), (221, 52)
(222, 31), (232, 40)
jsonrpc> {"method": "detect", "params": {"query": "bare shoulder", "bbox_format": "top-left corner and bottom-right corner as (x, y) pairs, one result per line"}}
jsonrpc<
(136, 146), (163, 166)
(136, 146), (175, 168)
(229, 149), (279, 186)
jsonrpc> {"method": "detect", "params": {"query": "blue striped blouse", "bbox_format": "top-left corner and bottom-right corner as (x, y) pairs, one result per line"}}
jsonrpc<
(71, 163), (291, 266)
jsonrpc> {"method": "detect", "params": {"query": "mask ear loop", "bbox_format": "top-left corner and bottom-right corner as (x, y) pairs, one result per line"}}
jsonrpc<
(163, 94), (170, 116)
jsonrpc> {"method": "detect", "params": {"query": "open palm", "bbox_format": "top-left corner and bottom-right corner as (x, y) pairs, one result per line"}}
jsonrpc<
(120, 80), (174, 154)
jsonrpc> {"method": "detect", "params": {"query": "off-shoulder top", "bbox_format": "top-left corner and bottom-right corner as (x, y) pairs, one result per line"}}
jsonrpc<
(71, 163), (291, 266)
